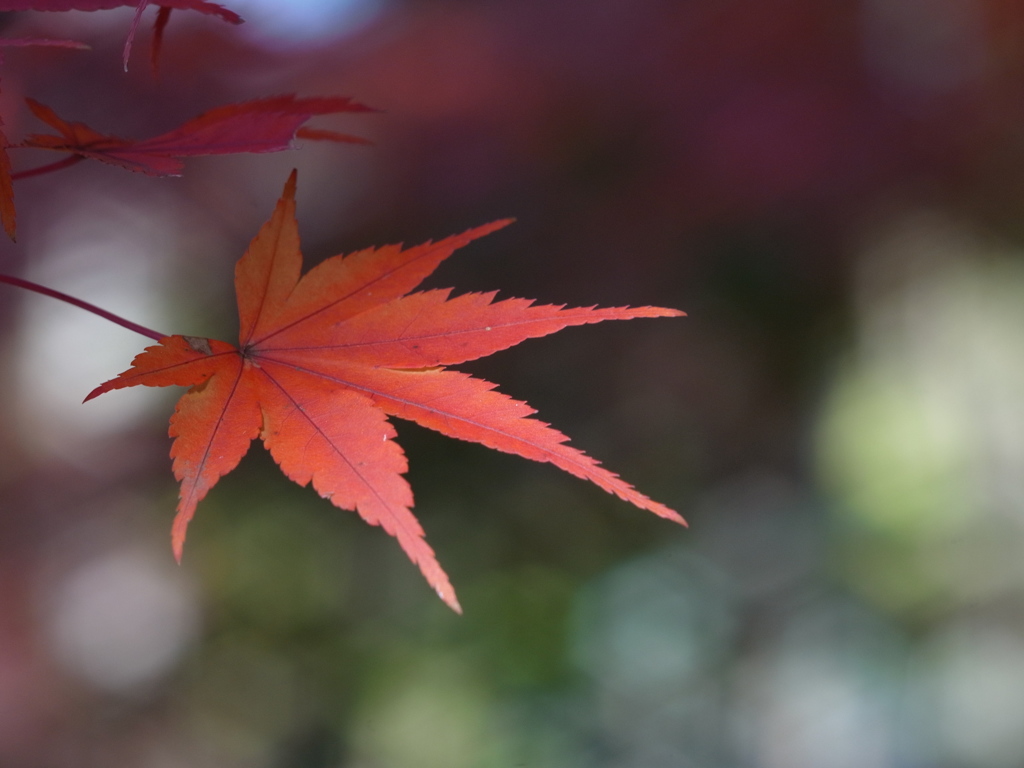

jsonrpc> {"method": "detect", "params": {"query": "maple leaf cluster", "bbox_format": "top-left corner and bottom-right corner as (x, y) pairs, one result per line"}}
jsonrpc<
(1, 1), (685, 609)
(0, 1), (364, 239)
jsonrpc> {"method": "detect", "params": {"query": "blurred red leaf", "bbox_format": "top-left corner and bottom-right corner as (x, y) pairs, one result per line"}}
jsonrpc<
(0, 0), (235, 14)
(0, 37), (89, 240)
(0, 0), (242, 67)
(17, 94), (373, 177)
(0, 122), (13, 241)
(0, 36), (89, 49)
(86, 171), (685, 611)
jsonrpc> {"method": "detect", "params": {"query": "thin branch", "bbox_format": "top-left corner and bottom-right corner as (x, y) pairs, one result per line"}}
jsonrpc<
(0, 273), (166, 341)
(11, 155), (85, 181)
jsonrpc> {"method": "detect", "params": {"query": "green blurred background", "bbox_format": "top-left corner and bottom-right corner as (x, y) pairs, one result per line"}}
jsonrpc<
(4, 0), (1024, 765)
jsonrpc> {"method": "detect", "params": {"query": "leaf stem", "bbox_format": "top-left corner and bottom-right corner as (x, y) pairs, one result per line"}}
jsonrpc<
(0, 273), (166, 341)
(11, 155), (85, 181)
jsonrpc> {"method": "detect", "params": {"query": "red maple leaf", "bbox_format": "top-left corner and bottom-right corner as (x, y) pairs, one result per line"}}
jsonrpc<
(0, 0), (236, 15)
(86, 172), (685, 611)
(0, 1), (242, 68)
(0, 36), (88, 240)
(14, 94), (371, 178)
(0, 122), (11, 241)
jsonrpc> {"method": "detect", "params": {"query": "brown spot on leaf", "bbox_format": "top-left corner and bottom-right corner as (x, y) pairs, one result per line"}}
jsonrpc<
(184, 336), (213, 355)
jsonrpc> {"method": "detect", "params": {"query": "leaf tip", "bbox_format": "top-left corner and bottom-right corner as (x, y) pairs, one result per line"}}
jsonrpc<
(283, 168), (298, 200)
(171, 507), (191, 563)
(654, 504), (688, 527)
(439, 588), (463, 614)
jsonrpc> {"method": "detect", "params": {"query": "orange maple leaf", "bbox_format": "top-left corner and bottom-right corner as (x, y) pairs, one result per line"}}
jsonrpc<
(86, 171), (686, 611)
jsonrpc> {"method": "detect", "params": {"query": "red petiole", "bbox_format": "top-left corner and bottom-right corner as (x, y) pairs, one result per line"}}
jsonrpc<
(0, 273), (166, 341)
